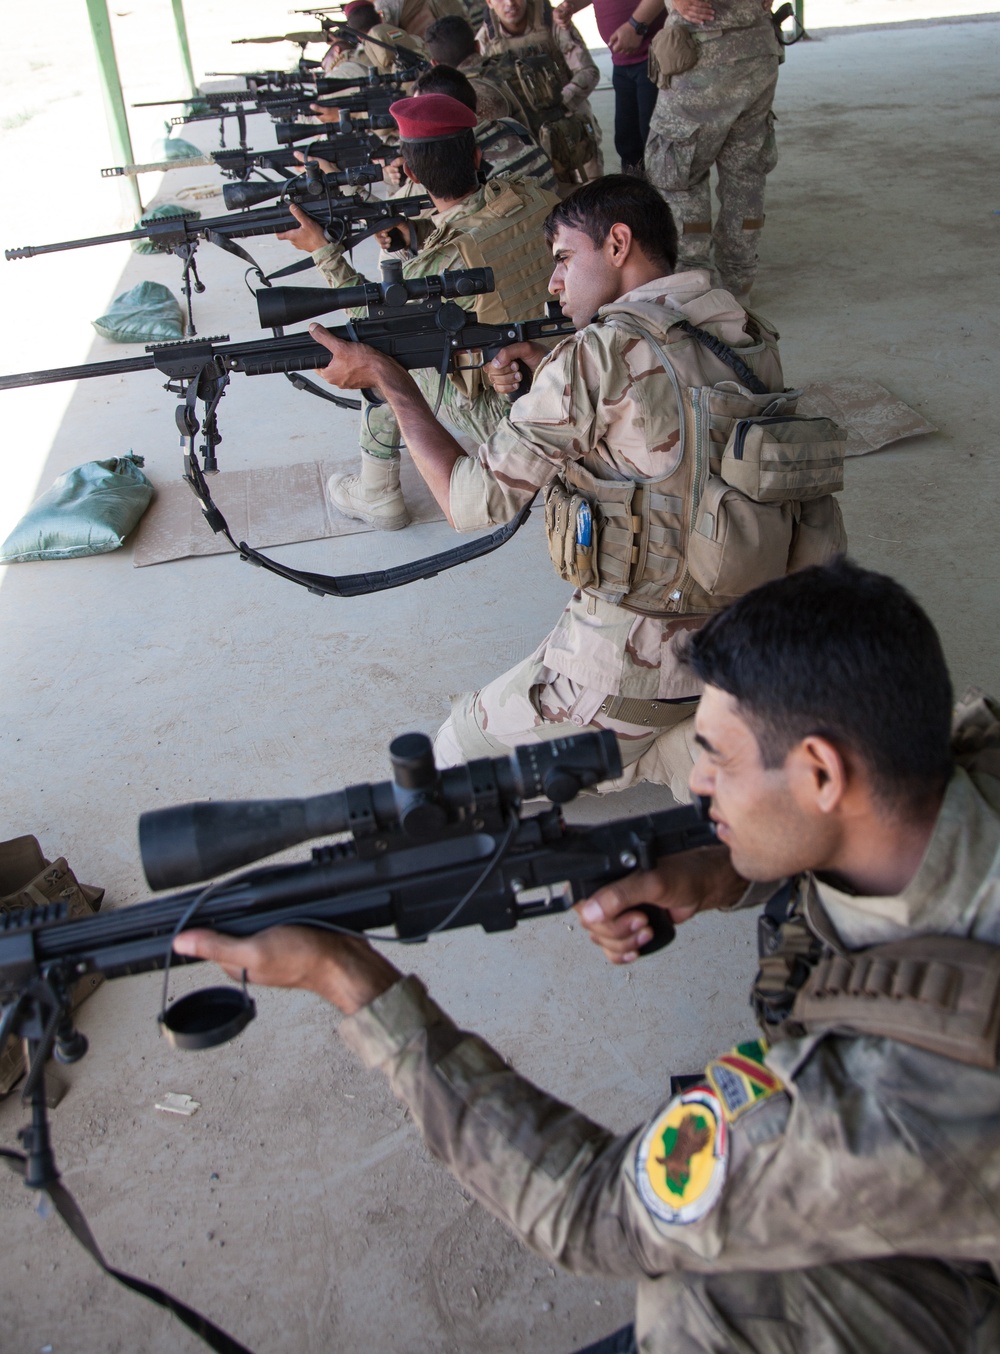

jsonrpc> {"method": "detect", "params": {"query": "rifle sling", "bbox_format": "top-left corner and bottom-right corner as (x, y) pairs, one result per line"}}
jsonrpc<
(0, 1148), (254, 1354)
(185, 457), (535, 598)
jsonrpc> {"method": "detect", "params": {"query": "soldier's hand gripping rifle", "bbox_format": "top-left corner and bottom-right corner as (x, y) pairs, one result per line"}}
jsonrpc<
(0, 264), (576, 597)
(5, 183), (432, 334)
(0, 729), (714, 1354)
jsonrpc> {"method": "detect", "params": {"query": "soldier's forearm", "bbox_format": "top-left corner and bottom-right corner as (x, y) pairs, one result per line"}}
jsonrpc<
(313, 242), (367, 292)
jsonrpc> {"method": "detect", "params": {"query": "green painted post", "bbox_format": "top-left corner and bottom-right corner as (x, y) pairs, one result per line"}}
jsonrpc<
(170, 0), (198, 98)
(85, 0), (142, 215)
(794, 0), (805, 33)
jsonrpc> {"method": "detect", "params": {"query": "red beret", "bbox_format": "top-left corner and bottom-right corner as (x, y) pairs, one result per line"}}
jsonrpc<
(389, 93), (478, 142)
(343, 1), (372, 14)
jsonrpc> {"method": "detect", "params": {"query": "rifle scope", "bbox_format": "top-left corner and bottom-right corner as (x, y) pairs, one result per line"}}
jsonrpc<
(274, 112), (395, 144)
(256, 262), (495, 327)
(223, 161), (380, 210)
(139, 729), (622, 889)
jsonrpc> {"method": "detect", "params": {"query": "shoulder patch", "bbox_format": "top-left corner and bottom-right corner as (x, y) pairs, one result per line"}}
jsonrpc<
(705, 1039), (783, 1124)
(635, 1087), (727, 1226)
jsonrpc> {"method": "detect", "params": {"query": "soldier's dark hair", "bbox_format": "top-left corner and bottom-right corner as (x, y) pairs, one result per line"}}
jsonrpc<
(683, 559), (955, 812)
(425, 14), (478, 66)
(543, 176), (678, 273)
(401, 129), (479, 200)
(413, 64), (478, 113)
(346, 2), (381, 32)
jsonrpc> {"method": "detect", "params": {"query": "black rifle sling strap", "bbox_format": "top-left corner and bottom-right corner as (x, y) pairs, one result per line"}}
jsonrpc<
(184, 455), (535, 598)
(673, 318), (770, 395)
(0, 1148), (255, 1354)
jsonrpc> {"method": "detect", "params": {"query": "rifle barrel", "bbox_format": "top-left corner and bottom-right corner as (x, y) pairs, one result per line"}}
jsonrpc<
(0, 352), (157, 391)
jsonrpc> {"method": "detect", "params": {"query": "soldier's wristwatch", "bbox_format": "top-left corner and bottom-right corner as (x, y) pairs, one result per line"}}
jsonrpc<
(628, 15), (649, 34)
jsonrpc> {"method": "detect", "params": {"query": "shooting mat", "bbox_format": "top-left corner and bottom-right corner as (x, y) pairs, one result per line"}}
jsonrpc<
(132, 453), (447, 567)
(132, 381), (933, 567)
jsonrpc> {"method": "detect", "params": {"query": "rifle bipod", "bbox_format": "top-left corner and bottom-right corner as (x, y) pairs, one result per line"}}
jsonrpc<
(0, 976), (254, 1354)
(172, 351), (534, 598)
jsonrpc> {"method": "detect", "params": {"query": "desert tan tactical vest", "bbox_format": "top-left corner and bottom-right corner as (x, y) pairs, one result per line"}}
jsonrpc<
(477, 0), (597, 179)
(422, 177), (558, 397)
(543, 302), (846, 617)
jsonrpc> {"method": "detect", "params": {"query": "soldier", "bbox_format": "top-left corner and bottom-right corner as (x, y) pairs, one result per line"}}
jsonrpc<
(425, 13), (534, 125)
(339, 0), (434, 70)
(276, 93), (558, 531)
(297, 175), (844, 791)
(347, 0), (466, 43)
(177, 560), (1000, 1354)
(643, 0), (782, 302)
(476, 0), (605, 185)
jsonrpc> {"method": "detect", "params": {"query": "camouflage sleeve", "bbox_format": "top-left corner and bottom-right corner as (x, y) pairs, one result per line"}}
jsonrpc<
(340, 975), (1000, 1278)
(555, 21), (600, 107)
(378, 0), (405, 24)
(449, 333), (602, 530)
(312, 241), (367, 291)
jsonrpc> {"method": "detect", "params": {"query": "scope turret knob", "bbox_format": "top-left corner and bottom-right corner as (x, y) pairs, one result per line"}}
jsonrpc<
(390, 732), (437, 790)
(541, 768), (581, 804)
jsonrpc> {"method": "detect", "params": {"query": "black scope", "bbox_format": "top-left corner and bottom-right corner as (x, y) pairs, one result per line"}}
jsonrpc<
(139, 729), (622, 890)
(274, 112), (394, 145)
(256, 262), (495, 328)
(223, 162), (380, 210)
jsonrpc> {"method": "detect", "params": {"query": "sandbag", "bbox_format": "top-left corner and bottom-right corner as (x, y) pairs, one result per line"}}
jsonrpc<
(150, 131), (203, 161)
(0, 454), (154, 563)
(92, 280), (184, 343)
(131, 203), (201, 255)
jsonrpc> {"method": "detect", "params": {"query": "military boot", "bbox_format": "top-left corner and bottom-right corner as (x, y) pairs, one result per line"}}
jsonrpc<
(327, 451), (410, 532)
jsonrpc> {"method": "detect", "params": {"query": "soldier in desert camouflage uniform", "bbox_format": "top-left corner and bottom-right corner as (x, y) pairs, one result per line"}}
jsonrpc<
(277, 94), (558, 531)
(645, 0), (781, 300)
(299, 176), (829, 790)
(477, 0), (605, 182)
(178, 563), (1000, 1354)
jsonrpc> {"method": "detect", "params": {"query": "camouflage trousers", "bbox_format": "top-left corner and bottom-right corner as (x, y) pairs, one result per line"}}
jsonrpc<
(433, 641), (699, 800)
(640, 1256), (1000, 1354)
(361, 369), (509, 460)
(645, 55), (779, 296)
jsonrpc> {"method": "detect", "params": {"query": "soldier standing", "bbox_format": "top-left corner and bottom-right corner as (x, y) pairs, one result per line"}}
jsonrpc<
(276, 94), (558, 532)
(644, 0), (781, 302)
(178, 560), (1000, 1354)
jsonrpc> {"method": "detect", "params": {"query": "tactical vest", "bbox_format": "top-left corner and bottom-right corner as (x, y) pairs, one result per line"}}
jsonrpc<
(422, 177), (558, 397)
(478, 1), (598, 180)
(752, 883), (1000, 1070)
(543, 303), (847, 617)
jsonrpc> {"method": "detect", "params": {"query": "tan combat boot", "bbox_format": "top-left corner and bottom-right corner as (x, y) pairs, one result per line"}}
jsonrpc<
(326, 450), (410, 532)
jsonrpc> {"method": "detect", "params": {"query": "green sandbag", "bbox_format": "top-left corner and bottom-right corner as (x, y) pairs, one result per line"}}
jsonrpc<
(132, 203), (201, 255)
(92, 280), (184, 344)
(150, 132), (203, 161)
(0, 454), (154, 563)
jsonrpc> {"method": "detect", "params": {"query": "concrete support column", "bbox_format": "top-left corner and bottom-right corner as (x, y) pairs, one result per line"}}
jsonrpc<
(170, 0), (198, 98)
(85, 0), (141, 215)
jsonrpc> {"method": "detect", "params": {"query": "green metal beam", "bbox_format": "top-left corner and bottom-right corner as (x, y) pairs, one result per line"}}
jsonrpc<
(85, 0), (141, 215)
(170, 0), (198, 98)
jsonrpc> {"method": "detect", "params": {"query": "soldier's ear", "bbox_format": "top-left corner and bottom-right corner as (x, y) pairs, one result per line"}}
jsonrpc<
(606, 222), (634, 268)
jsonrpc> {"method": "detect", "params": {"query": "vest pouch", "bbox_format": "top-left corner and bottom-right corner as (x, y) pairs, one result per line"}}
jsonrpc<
(539, 113), (598, 180)
(688, 476), (794, 597)
(721, 415), (846, 503)
(787, 495), (847, 572)
(543, 481), (599, 590)
(648, 25), (698, 88)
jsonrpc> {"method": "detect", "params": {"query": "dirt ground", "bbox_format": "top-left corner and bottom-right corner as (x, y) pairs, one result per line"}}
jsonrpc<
(1, 5), (999, 1353)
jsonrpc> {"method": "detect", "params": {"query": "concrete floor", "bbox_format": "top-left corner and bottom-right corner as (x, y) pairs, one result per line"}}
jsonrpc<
(1, 9), (999, 1353)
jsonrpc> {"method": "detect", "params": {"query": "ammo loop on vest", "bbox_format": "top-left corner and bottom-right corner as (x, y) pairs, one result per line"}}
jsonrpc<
(793, 935), (1000, 1069)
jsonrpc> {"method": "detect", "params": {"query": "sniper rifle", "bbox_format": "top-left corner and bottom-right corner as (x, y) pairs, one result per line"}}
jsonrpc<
(5, 187), (431, 332)
(101, 128), (399, 180)
(133, 70), (389, 107)
(0, 729), (714, 1354)
(0, 264), (576, 597)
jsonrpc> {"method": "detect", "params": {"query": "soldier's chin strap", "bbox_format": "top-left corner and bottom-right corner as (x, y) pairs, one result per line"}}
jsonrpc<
(184, 455), (535, 598)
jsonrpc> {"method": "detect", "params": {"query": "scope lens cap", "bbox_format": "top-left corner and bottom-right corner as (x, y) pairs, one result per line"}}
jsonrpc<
(542, 768), (581, 805)
(160, 986), (256, 1051)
